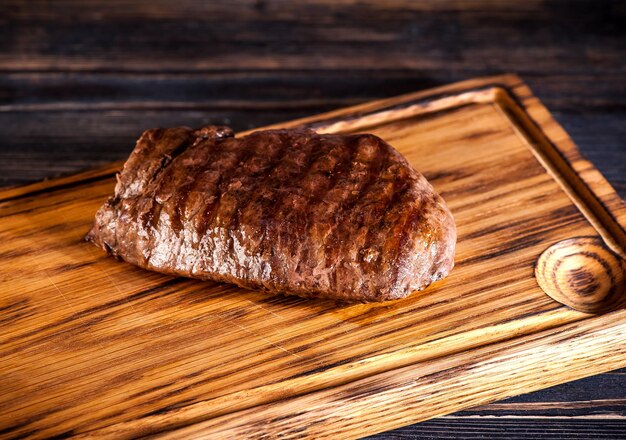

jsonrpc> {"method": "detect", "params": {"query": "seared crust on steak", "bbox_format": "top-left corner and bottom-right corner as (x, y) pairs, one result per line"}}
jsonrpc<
(86, 126), (456, 302)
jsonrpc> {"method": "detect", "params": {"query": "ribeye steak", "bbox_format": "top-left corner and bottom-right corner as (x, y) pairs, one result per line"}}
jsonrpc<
(86, 126), (456, 302)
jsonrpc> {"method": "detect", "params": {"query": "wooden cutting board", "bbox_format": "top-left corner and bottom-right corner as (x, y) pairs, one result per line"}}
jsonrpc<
(1, 74), (625, 439)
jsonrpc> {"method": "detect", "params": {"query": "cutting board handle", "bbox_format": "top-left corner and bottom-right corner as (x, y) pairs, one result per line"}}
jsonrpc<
(536, 236), (626, 314)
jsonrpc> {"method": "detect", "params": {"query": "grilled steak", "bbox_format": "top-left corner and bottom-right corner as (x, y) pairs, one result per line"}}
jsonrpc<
(86, 126), (456, 302)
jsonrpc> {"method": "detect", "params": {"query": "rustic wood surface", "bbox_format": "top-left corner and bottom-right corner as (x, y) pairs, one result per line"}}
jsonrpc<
(2, 1), (625, 438)
(1, 75), (625, 439)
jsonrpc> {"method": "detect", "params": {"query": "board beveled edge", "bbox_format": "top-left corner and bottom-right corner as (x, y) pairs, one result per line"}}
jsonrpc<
(57, 74), (626, 439)
(495, 79), (626, 257)
(132, 309), (626, 440)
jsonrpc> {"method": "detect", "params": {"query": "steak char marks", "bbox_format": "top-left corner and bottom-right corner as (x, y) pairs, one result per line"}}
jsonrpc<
(87, 126), (456, 302)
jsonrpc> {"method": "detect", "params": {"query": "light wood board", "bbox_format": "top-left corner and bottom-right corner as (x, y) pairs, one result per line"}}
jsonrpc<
(1, 75), (625, 439)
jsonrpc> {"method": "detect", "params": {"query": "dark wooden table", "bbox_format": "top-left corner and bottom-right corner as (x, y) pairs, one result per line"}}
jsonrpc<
(2, 1), (625, 438)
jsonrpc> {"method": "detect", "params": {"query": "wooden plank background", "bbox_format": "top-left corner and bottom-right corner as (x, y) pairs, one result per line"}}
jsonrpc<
(1, 0), (624, 438)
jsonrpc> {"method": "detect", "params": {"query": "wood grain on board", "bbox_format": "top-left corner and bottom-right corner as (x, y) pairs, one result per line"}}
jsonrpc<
(1, 75), (625, 438)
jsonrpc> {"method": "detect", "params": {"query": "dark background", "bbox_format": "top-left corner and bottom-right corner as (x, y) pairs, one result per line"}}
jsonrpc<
(2, 0), (625, 438)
